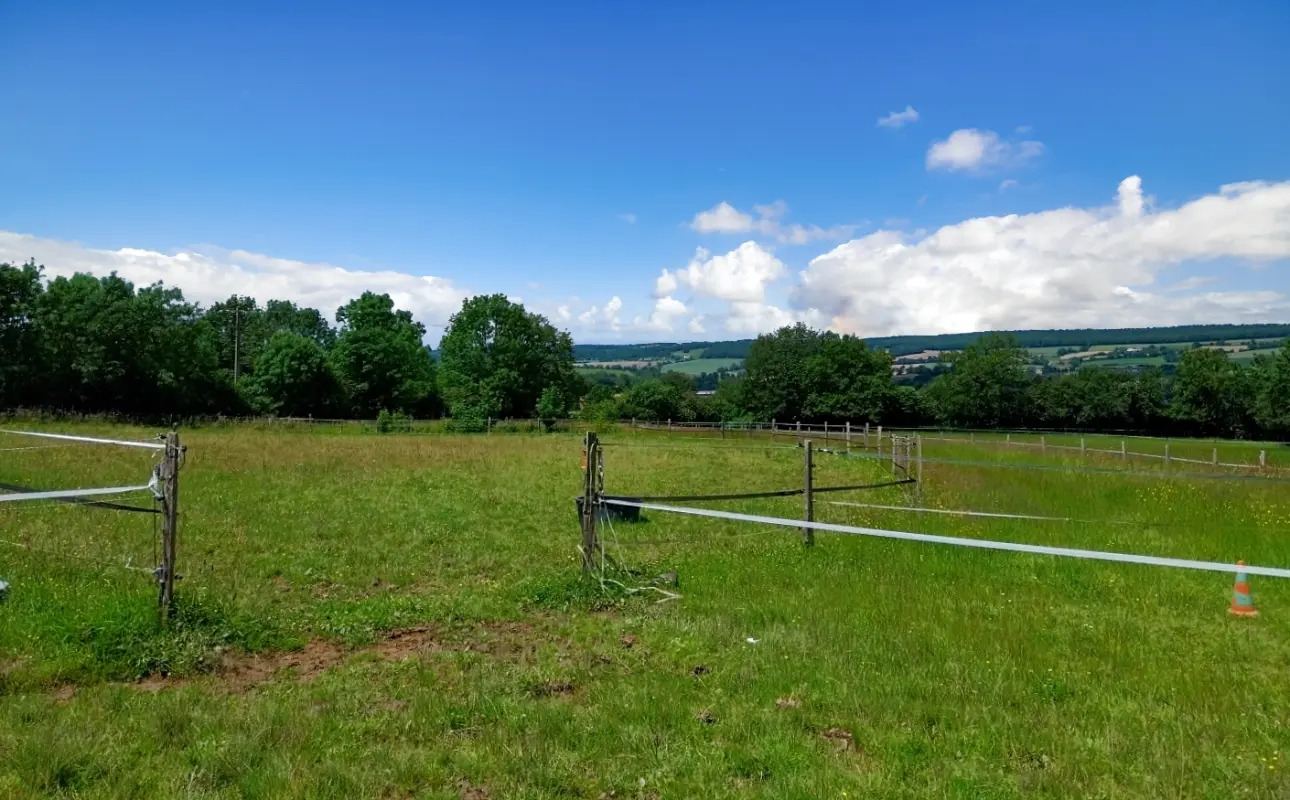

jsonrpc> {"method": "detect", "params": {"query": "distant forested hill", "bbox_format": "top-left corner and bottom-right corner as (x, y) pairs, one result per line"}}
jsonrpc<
(574, 324), (1290, 361)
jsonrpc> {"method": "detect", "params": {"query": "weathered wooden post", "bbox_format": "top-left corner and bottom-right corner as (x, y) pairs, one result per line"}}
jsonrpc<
(1212, 447), (1219, 465)
(667, 419), (672, 432)
(1121, 440), (1127, 460)
(158, 430), (181, 621)
(580, 432), (601, 573)
(1080, 437), (1086, 456)
(845, 421), (852, 448)
(1006, 433), (1011, 445)
(1164, 443), (1171, 466)
(1260, 450), (1267, 469)
(823, 420), (829, 443)
(802, 440), (814, 546)
(1040, 435), (1046, 453)
(864, 422), (870, 448)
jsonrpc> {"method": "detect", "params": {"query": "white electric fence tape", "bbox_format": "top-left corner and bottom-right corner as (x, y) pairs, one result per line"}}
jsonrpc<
(602, 499), (1290, 579)
(0, 483), (156, 504)
(0, 430), (164, 451)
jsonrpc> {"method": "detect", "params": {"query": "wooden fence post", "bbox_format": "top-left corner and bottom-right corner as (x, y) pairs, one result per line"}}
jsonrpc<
(1212, 447), (1219, 465)
(863, 422), (870, 448)
(158, 430), (181, 621)
(1006, 433), (1011, 445)
(1164, 443), (1171, 466)
(1121, 440), (1127, 460)
(824, 420), (829, 442)
(667, 419), (672, 432)
(802, 440), (814, 546)
(772, 419), (777, 437)
(1260, 450), (1267, 469)
(796, 420), (802, 433)
(916, 435), (924, 503)
(1040, 435), (1046, 453)
(1080, 437), (1086, 455)
(580, 432), (601, 573)
(845, 421), (851, 448)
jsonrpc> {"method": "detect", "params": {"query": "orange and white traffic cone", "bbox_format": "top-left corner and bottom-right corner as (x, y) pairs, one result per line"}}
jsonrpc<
(1230, 562), (1258, 617)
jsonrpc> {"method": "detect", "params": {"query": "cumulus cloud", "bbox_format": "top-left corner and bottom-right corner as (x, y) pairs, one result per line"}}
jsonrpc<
(659, 241), (785, 303)
(877, 105), (920, 129)
(790, 176), (1290, 336)
(688, 201), (853, 244)
(634, 295), (690, 332)
(926, 128), (1045, 173)
(0, 232), (469, 336)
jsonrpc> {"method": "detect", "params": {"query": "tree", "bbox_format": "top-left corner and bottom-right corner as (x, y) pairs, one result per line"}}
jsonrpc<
(742, 325), (894, 423)
(437, 294), (578, 418)
(1252, 341), (1290, 436)
(926, 333), (1030, 427)
(0, 261), (44, 407)
(619, 378), (691, 422)
(1172, 348), (1250, 436)
(245, 332), (344, 417)
(330, 292), (439, 417)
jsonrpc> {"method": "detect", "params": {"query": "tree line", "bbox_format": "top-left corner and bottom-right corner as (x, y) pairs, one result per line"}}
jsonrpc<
(3, 260), (1289, 439)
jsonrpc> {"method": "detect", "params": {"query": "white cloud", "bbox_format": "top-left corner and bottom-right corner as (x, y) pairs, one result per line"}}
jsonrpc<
(998, 179), (1019, 191)
(687, 314), (707, 334)
(618, 213), (638, 224)
(556, 304), (572, 322)
(790, 176), (1290, 336)
(926, 128), (1045, 173)
(654, 269), (678, 297)
(663, 241), (786, 303)
(0, 232), (469, 337)
(690, 202), (754, 234)
(688, 201), (853, 244)
(634, 295), (689, 332)
(877, 105), (920, 129)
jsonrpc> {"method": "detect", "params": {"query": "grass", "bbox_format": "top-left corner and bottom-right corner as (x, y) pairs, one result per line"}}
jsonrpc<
(662, 357), (744, 375)
(3, 424), (1290, 797)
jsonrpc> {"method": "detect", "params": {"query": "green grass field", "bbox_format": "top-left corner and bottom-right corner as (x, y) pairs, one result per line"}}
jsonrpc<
(3, 424), (1290, 798)
(662, 358), (743, 375)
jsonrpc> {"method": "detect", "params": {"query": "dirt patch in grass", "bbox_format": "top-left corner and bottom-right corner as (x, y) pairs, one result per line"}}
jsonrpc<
(130, 620), (542, 694)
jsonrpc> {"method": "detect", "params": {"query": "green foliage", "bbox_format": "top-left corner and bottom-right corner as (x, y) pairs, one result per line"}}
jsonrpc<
(438, 294), (578, 420)
(243, 331), (343, 417)
(1252, 341), (1290, 435)
(1172, 348), (1252, 435)
(375, 409), (413, 433)
(927, 333), (1031, 427)
(743, 324), (894, 423)
(330, 292), (439, 417)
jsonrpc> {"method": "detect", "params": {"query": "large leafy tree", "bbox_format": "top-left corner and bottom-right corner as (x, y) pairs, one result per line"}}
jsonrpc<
(0, 260), (45, 407)
(330, 292), (439, 417)
(926, 333), (1031, 427)
(1252, 341), (1290, 436)
(1171, 348), (1251, 436)
(245, 332), (344, 417)
(437, 294), (578, 419)
(743, 325), (894, 423)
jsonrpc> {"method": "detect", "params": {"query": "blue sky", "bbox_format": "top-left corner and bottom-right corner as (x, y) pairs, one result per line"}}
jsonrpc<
(2, 0), (1288, 341)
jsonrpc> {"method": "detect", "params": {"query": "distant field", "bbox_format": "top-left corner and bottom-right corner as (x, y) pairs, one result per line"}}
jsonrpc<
(662, 357), (743, 375)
